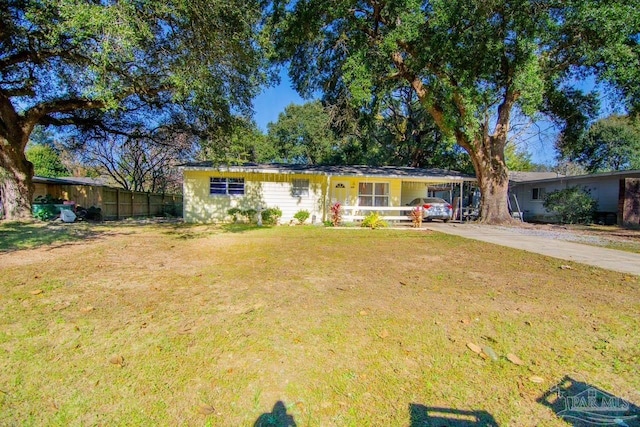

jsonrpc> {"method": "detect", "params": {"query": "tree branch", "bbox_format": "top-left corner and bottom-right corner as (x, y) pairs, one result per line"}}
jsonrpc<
(4, 87), (36, 97)
(0, 90), (21, 139)
(24, 98), (106, 129)
(390, 51), (450, 135)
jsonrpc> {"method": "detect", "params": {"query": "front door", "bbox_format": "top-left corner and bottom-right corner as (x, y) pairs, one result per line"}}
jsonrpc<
(333, 181), (349, 205)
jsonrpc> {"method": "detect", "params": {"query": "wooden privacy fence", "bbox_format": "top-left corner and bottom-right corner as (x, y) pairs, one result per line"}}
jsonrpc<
(101, 189), (182, 220)
(32, 179), (182, 220)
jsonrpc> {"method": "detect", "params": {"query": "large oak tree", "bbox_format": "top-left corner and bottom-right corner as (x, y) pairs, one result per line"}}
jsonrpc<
(1, 0), (267, 220)
(267, 0), (640, 223)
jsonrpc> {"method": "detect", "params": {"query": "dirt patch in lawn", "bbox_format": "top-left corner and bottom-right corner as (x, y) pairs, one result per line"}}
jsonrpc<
(1, 224), (638, 426)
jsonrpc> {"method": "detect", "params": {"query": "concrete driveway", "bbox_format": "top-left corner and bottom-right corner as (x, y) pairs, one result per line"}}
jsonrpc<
(424, 222), (640, 276)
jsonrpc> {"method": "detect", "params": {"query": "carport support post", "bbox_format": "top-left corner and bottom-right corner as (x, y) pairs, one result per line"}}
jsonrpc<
(459, 182), (463, 223)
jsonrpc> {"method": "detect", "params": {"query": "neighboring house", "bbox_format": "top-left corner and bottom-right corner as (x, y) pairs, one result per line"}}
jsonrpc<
(181, 162), (476, 224)
(509, 170), (640, 226)
(32, 176), (182, 220)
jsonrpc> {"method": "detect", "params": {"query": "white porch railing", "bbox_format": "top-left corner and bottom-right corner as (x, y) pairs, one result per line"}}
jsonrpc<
(340, 205), (415, 221)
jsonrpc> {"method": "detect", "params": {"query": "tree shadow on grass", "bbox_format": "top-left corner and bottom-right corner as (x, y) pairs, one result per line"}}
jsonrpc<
(158, 222), (270, 239)
(0, 221), (106, 252)
(537, 376), (640, 426)
(221, 223), (277, 234)
(409, 404), (499, 426)
(254, 401), (297, 427)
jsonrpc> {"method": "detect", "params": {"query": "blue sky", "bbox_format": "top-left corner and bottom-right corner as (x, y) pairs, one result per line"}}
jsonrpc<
(253, 70), (306, 132)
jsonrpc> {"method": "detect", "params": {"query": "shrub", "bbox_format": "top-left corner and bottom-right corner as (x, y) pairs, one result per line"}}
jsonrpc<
(293, 209), (310, 224)
(329, 202), (342, 226)
(543, 186), (598, 224)
(227, 207), (241, 219)
(33, 205), (57, 221)
(361, 212), (388, 229)
(162, 203), (180, 217)
(262, 207), (282, 225)
(227, 207), (257, 223)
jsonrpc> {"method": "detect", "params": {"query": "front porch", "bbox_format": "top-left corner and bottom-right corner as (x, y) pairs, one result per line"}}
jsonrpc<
(329, 179), (478, 223)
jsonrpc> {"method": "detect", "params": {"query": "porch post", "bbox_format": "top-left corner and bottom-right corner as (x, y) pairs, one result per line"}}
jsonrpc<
(459, 181), (463, 223)
(324, 175), (331, 223)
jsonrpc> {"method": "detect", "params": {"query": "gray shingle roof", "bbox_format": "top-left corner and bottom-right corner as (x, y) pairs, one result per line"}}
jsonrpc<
(33, 176), (111, 186)
(508, 171), (564, 182)
(180, 162), (476, 181)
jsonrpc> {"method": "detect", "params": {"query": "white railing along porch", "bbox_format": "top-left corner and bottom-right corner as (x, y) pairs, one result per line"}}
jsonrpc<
(340, 205), (416, 221)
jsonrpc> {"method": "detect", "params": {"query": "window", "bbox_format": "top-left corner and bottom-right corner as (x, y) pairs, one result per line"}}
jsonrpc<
(210, 177), (245, 196)
(532, 187), (545, 200)
(292, 179), (309, 197)
(358, 182), (389, 206)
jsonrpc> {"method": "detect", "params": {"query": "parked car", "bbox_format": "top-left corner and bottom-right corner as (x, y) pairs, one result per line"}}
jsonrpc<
(406, 197), (453, 222)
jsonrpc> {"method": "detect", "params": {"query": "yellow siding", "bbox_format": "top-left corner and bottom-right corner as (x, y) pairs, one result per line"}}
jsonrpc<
(183, 170), (327, 223)
(401, 182), (429, 204)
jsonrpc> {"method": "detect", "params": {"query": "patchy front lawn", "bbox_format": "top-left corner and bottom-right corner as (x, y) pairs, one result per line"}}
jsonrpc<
(0, 222), (638, 426)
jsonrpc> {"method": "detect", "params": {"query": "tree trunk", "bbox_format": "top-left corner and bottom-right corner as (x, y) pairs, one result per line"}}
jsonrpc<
(476, 165), (512, 224)
(466, 135), (515, 224)
(0, 135), (35, 221)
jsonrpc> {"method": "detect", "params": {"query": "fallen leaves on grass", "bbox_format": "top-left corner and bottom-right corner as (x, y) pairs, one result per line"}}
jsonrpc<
(466, 342), (482, 354)
(507, 353), (525, 366)
(109, 355), (125, 367)
(197, 404), (216, 415)
(52, 302), (70, 311)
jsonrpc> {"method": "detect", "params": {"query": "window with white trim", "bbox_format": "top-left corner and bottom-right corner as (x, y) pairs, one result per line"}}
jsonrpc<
(532, 187), (545, 200)
(292, 179), (309, 197)
(358, 182), (389, 206)
(210, 177), (245, 196)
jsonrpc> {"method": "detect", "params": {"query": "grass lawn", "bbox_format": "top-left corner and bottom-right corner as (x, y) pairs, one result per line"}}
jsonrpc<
(1, 221), (639, 426)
